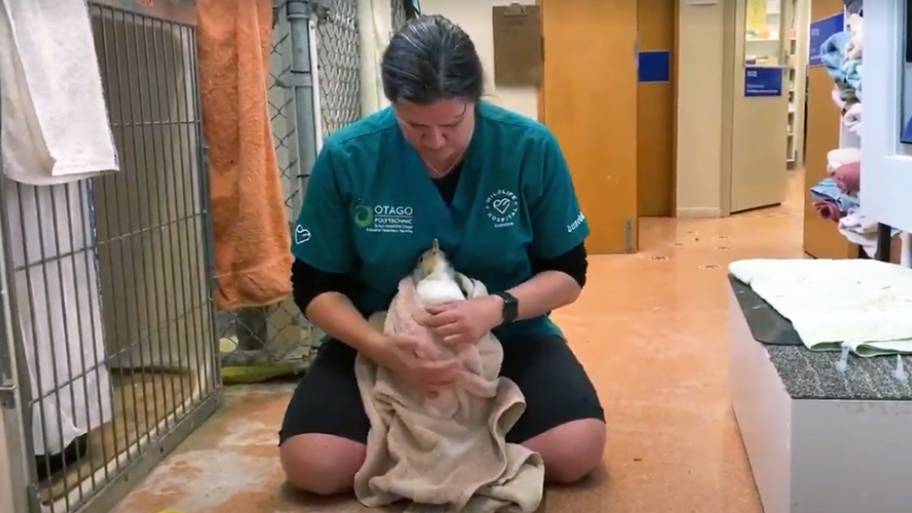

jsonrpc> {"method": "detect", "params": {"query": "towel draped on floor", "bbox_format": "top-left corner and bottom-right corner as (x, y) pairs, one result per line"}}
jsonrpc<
(354, 275), (544, 513)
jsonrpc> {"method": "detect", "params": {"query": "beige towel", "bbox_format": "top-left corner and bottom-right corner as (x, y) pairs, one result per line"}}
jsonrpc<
(354, 276), (544, 513)
(197, 0), (293, 310)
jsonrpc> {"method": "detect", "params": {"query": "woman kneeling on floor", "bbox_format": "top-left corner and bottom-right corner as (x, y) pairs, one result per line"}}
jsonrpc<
(278, 14), (606, 495)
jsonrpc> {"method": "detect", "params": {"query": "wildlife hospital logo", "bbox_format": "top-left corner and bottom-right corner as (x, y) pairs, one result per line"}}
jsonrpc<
(485, 189), (519, 228)
(353, 204), (414, 234)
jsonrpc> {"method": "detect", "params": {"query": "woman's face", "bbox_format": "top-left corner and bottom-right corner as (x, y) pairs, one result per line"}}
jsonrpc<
(393, 98), (476, 165)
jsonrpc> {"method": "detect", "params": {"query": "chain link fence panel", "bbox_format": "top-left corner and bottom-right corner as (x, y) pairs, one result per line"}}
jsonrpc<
(316, 0), (362, 136)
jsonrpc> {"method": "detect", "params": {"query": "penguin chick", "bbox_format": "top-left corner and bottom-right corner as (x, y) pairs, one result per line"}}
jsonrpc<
(412, 239), (466, 304)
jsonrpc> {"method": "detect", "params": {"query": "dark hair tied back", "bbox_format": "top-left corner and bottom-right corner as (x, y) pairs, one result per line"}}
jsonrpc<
(381, 15), (484, 105)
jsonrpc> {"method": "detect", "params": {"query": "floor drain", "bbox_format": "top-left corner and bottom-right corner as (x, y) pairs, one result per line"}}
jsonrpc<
(700, 264), (719, 270)
(717, 245), (730, 250)
(651, 255), (669, 261)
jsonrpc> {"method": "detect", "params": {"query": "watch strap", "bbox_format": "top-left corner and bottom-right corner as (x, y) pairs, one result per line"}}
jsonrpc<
(494, 291), (518, 325)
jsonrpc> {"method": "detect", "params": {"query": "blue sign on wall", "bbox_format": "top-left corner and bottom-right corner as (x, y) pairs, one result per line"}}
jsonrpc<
(809, 13), (845, 67)
(638, 50), (671, 83)
(745, 66), (782, 97)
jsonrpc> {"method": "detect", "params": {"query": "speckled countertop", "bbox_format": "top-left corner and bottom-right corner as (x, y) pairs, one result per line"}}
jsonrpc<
(766, 346), (912, 400)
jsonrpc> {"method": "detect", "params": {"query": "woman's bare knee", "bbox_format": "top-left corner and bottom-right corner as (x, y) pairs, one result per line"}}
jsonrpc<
(279, 434), (366, 495)
(522, 419), (606, 484)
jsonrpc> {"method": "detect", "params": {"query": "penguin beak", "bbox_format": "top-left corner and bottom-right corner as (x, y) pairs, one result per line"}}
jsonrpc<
(432, 238), (440, 253)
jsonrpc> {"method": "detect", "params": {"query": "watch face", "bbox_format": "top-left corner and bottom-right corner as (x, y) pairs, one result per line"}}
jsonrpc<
(500, 292), (517, 322)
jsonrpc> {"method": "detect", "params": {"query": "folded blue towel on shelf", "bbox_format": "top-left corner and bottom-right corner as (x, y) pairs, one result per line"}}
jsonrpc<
(844, 61), (862, 96)
(819, 31), (862, 99)
(810, 177), (859, 213)
(820, 31), (852, 77)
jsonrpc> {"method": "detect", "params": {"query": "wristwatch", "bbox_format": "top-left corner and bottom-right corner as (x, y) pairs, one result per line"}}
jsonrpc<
(493, 291), (518, 325)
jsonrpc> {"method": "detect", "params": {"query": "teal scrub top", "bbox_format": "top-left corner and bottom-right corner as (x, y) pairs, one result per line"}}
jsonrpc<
(291, 101), (590, 340)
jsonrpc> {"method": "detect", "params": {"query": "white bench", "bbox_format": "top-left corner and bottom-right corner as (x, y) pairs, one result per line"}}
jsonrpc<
(728, 277), (912, 513)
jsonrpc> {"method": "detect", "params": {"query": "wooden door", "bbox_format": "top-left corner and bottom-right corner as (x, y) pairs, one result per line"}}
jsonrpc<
(802, 0), (856, 258)
(637, 0), (676, 217)
(541, 0), (639, 254)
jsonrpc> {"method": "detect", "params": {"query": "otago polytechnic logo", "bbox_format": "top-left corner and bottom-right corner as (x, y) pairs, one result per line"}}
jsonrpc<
(353, 204), (414, 234)
(485, 189), (519, 228)
(353, 206), (374, 228)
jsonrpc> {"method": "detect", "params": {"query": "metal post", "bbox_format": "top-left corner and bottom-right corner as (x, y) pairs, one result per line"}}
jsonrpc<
(0, 408), (31, 513)
(900, 232), (912, 268)
(286, 0), (321, 197)
(877, 223), (893, 262)
(0, 50), (37, 513)
(0, 215), (33, 513)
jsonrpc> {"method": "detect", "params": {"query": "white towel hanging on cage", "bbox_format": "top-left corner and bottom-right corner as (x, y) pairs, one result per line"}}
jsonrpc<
(4, 180), (114, 457)
(0, 0), (119, 185)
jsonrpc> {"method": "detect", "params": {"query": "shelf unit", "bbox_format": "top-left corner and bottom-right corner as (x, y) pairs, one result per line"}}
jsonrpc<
(744, 0), (783, 65)
(786, 32), (798, 166)
(801, 0), (859, 260)
(783, 0), (809, 169)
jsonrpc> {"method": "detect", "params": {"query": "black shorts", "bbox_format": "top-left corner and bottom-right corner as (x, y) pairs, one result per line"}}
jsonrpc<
(278, 333), (605, 446)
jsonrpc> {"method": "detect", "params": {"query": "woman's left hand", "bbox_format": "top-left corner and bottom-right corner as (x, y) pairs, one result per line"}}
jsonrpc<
(421, 295), (503, 349)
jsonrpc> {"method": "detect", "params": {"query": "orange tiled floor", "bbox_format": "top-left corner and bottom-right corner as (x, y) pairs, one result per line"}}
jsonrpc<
(111, 170), (807, 513)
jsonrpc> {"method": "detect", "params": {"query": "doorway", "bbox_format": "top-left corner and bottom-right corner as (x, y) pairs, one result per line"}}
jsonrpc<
(727, 0), (790, 213)
(637, 0), (677, 218)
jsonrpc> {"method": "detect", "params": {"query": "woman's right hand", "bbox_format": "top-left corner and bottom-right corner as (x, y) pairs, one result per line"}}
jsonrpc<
(368, 334), (462, 393)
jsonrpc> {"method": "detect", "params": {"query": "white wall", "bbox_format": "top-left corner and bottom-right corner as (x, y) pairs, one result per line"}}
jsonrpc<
(675, 1), (726, 218)
(419, 0), (539, 120)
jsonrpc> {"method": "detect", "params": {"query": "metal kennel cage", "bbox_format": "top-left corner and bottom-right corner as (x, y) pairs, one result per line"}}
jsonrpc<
(0, 1), (219, 512)
(0, 0), (416, 511)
